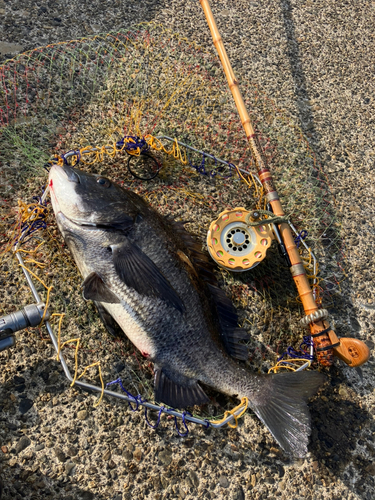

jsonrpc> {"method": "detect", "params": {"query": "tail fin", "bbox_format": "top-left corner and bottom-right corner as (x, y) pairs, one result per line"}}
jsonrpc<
(252, 371), (326, 457)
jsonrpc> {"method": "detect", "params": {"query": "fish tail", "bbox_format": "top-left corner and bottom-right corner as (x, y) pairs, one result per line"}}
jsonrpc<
(249, 371), (326, 457)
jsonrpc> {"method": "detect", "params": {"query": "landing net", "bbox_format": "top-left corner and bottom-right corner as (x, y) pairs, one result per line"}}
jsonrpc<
(0, 23), (343, 421)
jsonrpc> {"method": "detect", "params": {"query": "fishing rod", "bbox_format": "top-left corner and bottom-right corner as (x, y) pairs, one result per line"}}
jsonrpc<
(199, 0), (369, 368)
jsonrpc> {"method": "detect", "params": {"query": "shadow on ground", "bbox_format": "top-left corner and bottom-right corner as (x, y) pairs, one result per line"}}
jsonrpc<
(309, 367), (374, 500)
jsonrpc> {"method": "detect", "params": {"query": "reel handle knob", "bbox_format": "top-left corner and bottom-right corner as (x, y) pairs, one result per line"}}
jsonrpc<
(332, 336), (370, 368)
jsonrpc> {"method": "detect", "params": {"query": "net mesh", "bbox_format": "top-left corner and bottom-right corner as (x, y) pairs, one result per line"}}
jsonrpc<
(0, 23), (343, 413)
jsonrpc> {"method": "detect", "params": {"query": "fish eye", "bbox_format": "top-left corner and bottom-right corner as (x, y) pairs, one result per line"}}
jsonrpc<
(97, 177), (111, 188)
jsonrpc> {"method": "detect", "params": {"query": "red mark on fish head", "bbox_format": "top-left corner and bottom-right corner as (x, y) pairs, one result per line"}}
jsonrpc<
(141, 351), (149, 358)
(49, 179), (53, 188)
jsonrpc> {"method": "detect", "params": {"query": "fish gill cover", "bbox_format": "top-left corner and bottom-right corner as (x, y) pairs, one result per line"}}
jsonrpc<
(0, 23), (342, 419)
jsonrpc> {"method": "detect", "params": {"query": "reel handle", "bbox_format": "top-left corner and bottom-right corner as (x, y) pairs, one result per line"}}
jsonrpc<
(309, 319), (370, 367)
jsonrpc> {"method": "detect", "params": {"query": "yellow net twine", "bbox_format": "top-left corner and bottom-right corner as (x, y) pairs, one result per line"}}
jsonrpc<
(48, 133), (263, 206)
(17, 264), (52, 324)
(209, 397), (249, 429)
(8, 200), (107, 406)
(268, 359), (312, 374)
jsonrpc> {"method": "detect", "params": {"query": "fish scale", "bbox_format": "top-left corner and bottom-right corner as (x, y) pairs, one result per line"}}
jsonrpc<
(61, 212), (215, 367)
(49, 164), (326, 457)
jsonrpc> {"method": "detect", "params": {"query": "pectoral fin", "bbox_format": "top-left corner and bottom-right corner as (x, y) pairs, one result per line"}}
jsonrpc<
(82, 272), (121, 304)
(110, 240), (185, 313)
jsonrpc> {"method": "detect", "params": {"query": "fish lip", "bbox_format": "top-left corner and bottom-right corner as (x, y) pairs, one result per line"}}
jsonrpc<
(57, 206), (133, 230)
(63, 165), (80, 183)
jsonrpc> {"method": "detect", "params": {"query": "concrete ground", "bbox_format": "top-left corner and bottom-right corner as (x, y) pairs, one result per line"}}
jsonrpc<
(0, 1), (374, 499)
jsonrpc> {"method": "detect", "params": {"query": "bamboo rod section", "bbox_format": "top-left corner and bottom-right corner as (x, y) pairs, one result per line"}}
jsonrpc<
(199, 0), (370, 367)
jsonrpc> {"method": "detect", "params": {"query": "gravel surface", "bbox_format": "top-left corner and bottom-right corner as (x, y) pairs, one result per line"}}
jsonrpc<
(0, 1), (374, 500)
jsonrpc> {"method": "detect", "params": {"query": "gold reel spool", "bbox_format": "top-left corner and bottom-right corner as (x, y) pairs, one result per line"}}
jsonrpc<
(207, 207), (272, 272)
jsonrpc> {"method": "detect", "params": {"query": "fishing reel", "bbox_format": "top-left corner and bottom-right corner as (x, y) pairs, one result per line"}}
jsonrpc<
(207, 207), (273, 272)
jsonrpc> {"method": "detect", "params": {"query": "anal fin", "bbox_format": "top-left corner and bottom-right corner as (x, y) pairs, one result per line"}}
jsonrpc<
(154, 368), (209, 408)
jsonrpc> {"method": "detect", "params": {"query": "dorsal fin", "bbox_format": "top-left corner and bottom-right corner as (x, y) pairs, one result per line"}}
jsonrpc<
(169, 219), (250, 361)
(207, 283), (250, 361)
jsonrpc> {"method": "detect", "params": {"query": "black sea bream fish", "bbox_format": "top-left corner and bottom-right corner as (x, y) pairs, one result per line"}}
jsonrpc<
(48, 164), (325, 457)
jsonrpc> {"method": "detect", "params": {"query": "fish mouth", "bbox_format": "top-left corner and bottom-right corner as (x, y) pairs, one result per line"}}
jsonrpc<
(50, 165), (101, 228)
(49, 165), (132, 229)
(57, 211), (100, 229)
(62, 165), (80, 183)
(50, 164), (80, 183)
(57, 211), (128, 232)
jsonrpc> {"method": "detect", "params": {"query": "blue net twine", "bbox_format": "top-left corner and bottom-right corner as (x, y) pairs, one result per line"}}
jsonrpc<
(62, 149), (81, 166)
(294, 230), (308, 248)
(145, 406), (192, 436)
(278, 335), (314, 361)
(225, 162), (235, 179)
(116, 135), (148, 152)
(185, 143), (233, 179)
(42, 162), (52, 172)
(144, 406), (165, 429)
(105, 378), (140, 411)
(44, 159), (60, 171)
(191, 153), (207, 176)
(32, 186), (48, 207)
(105, 377), (197, 437)
(21, 219), (47, 239)
(48, 136), (235, 181)
(174, 411), (192, 437)
(15, 189), (49, 245)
